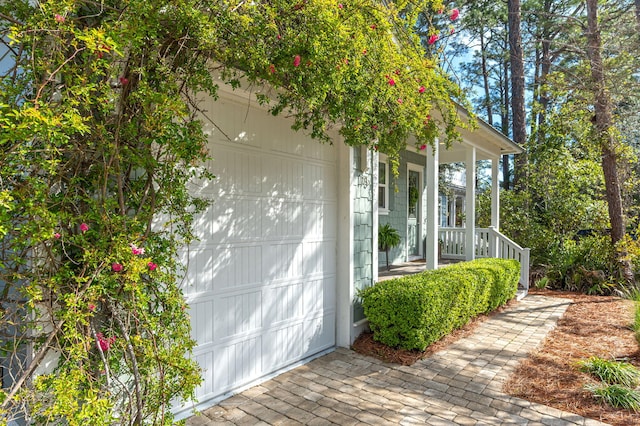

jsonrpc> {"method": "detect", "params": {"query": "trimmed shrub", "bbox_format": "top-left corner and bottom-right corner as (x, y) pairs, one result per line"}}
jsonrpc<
(360, 258), (519, 351)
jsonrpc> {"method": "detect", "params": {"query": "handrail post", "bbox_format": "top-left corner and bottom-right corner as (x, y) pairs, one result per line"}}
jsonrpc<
(488, 226), (499, 258)
(521, 248), (530, 291)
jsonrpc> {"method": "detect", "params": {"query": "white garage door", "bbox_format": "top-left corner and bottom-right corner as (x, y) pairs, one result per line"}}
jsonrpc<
(181, 93), (337, 410)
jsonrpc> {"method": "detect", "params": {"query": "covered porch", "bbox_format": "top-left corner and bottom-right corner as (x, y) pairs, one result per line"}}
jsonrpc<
(376, 107), (530, 292)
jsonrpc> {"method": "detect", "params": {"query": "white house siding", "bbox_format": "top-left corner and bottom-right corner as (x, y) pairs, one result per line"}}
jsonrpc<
(178, 91), (338, 414)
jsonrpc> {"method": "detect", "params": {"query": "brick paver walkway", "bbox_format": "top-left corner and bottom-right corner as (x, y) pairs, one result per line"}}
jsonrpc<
(186, 295), (610, 425)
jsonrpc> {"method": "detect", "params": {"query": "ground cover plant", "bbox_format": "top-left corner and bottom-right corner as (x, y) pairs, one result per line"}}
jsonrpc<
(578, 357), (640, 388)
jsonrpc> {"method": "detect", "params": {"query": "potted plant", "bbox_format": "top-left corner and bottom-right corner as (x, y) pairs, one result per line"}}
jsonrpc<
(379, 223), (401, 271)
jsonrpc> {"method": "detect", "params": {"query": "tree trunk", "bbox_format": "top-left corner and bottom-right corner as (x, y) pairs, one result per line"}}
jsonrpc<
(536, 0), (553, 144)
(508, 0), (527, 190)
(502, 26), (511, 191)
(480, 31), (493, 126)
(636, 0), (640, 29)
(585, 0), (634, 284)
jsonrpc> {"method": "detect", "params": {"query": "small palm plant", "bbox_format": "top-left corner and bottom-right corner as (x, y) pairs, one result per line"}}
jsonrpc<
(379, 223), (401, 271)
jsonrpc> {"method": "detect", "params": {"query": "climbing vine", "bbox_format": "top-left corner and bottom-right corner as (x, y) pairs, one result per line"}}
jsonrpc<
(0, 0), (464, 424)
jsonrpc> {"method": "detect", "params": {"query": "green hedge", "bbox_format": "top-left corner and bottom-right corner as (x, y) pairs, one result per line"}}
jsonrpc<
(359, 258), (520, 351)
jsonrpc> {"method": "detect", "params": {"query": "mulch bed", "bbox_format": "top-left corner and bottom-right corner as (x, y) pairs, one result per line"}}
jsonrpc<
(503, 289), (640, 426)
(351, 289), (640, 425)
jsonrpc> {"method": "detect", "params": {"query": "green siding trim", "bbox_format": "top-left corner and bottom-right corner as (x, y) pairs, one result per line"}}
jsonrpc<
(352, 147), (374, 323)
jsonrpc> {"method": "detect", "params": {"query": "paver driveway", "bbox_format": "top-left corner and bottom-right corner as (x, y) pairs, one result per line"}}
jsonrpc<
(186, 295), (610, 425)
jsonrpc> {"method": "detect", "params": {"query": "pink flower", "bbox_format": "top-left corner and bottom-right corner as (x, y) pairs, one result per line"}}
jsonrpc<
(54, 14), (65, 23)
(293, 55), (301, 67)
(88, 303), (96, 311)
(119, 76), (128, 86)
(437, 8), (444, 14)
(450, 8), (460, 21)
(397, 98), (403, 104)
(54, 232), (61, 239)
(420, 144), (427, 150)
(130, 243), (145, 255)
(450, 26), (455, 35)
(111, 263), (123, 272)
(80, 223), (89, 233)
(387, 78), (396, 86)
(338, 3), (343, 8)
(418, 86), (425, 93)
(147, 262), (158, 271)
(362, 49), (367, 55)
(428, 34), (439, 45)
(96, 333), (116, 352)
(370, 24), (377, 30)
(277, 34), (282, 40)
(372, 125), (378, 130)
(269, 64), (276, 74)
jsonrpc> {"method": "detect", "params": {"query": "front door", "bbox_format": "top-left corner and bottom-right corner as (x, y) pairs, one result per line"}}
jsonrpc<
(407, 167), (421, 259)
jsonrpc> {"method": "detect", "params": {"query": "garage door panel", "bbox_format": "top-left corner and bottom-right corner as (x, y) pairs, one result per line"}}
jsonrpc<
(190, 300), (215, 345)
(181, 248), (215, 295)
(263, 242), (304, 282)
(262, 281), (305, 327)
(303, 277), (336, 315)
(303, 241), (337, 276)
(304, 163), (337, 201)
(194, 352), (214, 400)
(208, 148), (263, 196)
(210, 245), (263, 292)
(306, 314), (335, 354)
(263, 157), (304, 198)
(213, 291), (262, 340)
(303, 202), (338, 239)
(213, 336), (263, 393)
(262, 200), (303, 239)
(207, 198), (263, 243)
(262, 323), (305, 371)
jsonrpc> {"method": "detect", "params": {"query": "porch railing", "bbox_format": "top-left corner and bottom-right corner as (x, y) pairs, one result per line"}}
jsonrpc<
(439, 226), (530, 290)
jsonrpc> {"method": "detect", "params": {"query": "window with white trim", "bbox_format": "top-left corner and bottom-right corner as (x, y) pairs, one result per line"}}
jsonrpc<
(378, 154), (389, 214)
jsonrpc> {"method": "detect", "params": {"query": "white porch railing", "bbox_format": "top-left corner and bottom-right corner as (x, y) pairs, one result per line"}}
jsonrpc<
(439, 226), (530, 290)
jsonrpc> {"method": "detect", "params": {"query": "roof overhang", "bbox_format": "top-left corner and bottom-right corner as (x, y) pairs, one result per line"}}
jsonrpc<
(410, 102), (523, 163)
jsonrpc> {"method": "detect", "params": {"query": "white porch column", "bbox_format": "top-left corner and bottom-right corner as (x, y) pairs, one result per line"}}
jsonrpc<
(372, 149), (379, 284)
(426, 140), (439, 270)
(450, 197), (456, 227)
(490, 155), (500, 258)
(465, 146), (476, 261)
(336, 143), (354, 348)
(491, 156), (500, 230)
